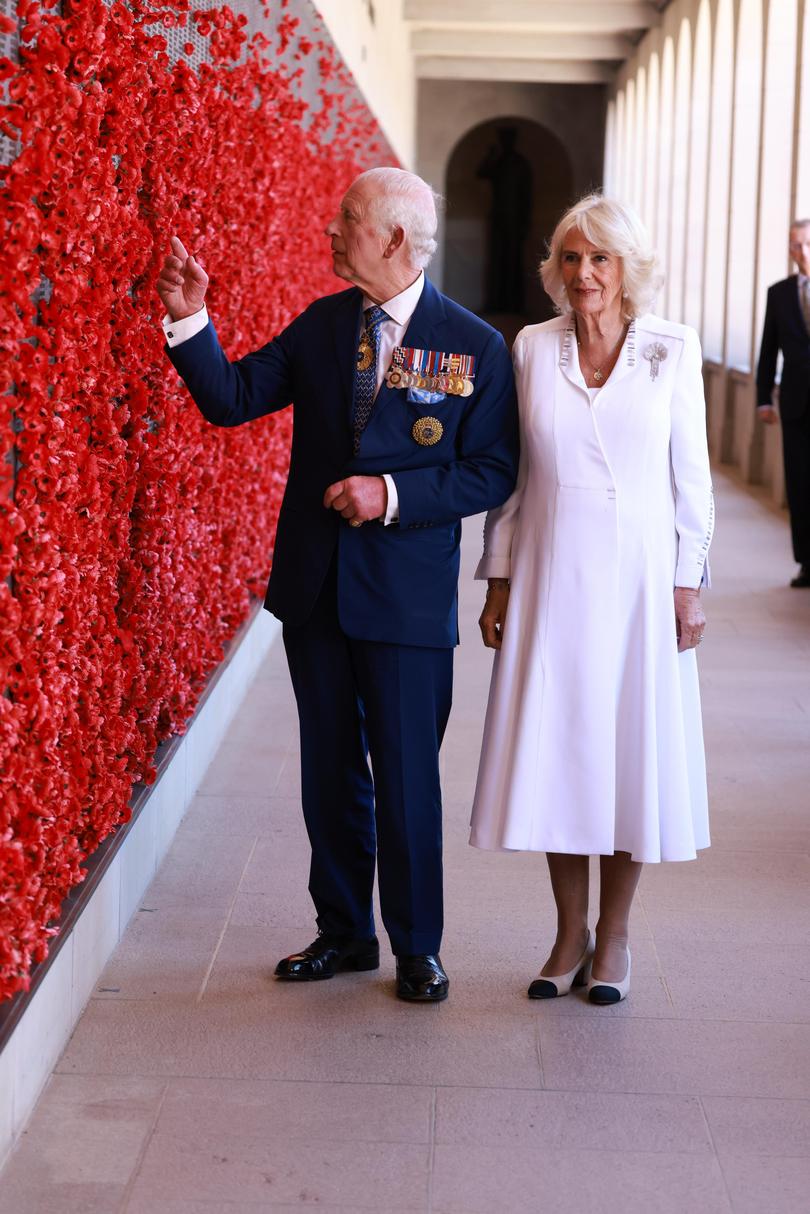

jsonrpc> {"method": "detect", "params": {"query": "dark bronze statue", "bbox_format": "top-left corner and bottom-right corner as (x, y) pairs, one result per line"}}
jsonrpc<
(477, 126), (533, 313)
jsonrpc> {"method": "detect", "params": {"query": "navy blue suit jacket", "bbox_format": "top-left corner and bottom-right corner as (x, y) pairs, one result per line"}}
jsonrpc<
(166, 279), (518, 647)
(756, 276), (810, 419)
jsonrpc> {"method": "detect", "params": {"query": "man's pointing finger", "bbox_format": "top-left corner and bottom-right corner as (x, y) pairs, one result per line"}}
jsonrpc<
(170, 235), (189, 262)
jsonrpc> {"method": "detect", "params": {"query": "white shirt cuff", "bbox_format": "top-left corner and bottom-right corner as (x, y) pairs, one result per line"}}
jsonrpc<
(162, 306), (209, 347)
(382, 474), (399, 525)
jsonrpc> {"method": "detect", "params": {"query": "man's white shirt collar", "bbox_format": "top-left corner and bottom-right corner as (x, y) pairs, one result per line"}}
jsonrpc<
(363, 271), (425, 326)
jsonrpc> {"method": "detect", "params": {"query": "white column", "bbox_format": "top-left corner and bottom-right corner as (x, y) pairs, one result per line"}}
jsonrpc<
(755, 0), (799, 343)
(793, 2), (810, 215)
(624, 77), (637, 206)
(656, 37), (676, 300)
(645, 51), (661, 244)
(605, 98), (617, 194)
(684, 0), (712, 334)
(615, 89), (626, 199)
(702, 0), (737, 362)
(634, 66), (647, 216)
(725, 0), (764, 371)
(668, 18), (693, 321)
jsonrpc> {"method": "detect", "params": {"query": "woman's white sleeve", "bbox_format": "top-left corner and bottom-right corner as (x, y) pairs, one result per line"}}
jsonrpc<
(474, 334), (529, 581)
(670, 327), (715, 589)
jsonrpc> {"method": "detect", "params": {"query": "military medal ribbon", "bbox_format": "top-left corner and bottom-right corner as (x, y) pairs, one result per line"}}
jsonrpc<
(386, 347), (477, 394)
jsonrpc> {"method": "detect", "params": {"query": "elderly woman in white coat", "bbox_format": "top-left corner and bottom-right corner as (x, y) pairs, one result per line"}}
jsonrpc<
(471, 195), (714, 1005)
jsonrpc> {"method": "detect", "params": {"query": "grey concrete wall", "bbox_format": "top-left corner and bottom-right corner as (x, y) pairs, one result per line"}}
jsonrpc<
(416, 79), (606, 292)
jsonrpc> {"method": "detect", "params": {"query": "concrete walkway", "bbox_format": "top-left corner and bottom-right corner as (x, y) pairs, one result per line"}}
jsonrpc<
(1, 470), (809, 1214)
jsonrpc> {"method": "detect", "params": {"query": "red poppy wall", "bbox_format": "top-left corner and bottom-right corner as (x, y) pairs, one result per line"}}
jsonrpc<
(0, 0), (395, 1002)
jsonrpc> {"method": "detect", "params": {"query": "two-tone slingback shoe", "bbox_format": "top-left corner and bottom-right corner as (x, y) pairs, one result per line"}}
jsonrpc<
(527, 931), (595, 999)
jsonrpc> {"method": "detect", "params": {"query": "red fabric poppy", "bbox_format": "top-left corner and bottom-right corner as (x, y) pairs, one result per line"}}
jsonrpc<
(0, 0), (396, 1001)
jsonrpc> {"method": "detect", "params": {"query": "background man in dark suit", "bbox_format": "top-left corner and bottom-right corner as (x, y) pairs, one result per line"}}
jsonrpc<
(757, 219), (810, 587)
(156, 168), (518, 1002)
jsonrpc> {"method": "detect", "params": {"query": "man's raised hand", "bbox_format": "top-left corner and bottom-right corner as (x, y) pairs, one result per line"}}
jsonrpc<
(156, 236), (209, 321)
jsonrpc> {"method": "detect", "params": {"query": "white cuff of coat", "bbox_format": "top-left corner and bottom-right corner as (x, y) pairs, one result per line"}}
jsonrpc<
(381, 474), (399, 525)
(162, 306), (209, 347)
(474, 554), (511, 581)
(675, 558), (711, 591)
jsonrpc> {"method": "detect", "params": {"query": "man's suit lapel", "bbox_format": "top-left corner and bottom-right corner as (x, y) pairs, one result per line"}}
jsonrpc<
(399, 277), (448, 352)
(364, 278), (449, 431)
(328, 280), (451, 422)
(330, 288), (364, 424)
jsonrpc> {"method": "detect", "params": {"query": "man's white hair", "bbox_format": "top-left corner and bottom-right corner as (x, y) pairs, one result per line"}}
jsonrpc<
(353, 167), (442, 270)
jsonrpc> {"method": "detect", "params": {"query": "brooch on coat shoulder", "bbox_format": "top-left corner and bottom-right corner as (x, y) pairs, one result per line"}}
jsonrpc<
(643, 342), (668, 381)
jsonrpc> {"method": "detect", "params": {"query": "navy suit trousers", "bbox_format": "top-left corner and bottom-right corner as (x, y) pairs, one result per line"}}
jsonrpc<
(282, 560), (453, 956)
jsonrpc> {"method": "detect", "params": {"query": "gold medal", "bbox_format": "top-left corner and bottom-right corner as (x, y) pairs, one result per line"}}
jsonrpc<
(412, 416), (443, 446)
(461, 377), (474, 397)
(356, 338), (374, 372)
(386, 366), (405, 388)
(447, 375), (464, 396)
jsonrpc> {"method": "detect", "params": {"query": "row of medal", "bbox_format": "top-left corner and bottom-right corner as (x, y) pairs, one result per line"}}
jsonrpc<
(384, 346), (476, 397)
(387, 368), (474, 396)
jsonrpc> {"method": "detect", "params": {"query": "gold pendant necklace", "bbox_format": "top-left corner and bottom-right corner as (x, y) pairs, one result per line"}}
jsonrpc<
(577, 343), (605, 383)
(577, 326), (626, 386)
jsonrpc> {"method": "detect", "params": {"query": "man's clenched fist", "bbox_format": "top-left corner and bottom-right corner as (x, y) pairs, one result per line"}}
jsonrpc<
(324, 476), (388, 526)
(156, 236), (209, 321)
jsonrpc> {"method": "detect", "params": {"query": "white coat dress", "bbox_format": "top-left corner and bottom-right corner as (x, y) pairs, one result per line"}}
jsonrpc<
(469, 314), (714, 863)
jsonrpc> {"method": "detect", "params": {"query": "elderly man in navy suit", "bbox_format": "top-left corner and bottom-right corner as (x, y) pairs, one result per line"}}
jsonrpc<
(757, 219), (810, 588)
(156, 168), (518, 1002)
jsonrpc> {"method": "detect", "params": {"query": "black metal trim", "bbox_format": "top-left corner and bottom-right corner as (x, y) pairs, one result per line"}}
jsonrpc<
(0, 598), (267, 1053)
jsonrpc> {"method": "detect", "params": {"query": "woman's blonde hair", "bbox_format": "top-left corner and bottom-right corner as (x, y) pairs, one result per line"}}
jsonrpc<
(540, 194), (664, 321)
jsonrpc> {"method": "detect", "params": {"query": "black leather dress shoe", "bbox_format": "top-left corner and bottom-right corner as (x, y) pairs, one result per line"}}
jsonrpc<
(274, 934), (379, 980)
(395, 954), (449, 1002)
(790, 565), (810, 587)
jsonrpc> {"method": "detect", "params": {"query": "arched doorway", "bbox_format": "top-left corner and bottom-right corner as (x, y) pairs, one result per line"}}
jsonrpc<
(443, 117), (575, 336)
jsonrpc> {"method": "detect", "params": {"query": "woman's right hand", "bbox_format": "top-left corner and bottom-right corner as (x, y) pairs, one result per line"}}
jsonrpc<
(479, 579), (510, 649)
(156, 236), (209, 321)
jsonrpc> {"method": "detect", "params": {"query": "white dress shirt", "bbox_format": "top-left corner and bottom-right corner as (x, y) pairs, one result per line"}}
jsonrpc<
(162, 271), (425, 526)
(362, 271), (424, 523)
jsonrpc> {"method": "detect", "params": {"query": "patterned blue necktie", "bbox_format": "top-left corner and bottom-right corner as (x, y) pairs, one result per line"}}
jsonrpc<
(353, 304), (389, 453)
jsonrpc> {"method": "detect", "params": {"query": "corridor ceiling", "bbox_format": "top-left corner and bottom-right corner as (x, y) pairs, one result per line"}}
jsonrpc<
(404, 0), (671, 85)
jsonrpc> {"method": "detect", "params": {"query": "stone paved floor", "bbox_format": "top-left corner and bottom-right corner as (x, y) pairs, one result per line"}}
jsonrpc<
(1, 469), (809, 1213)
